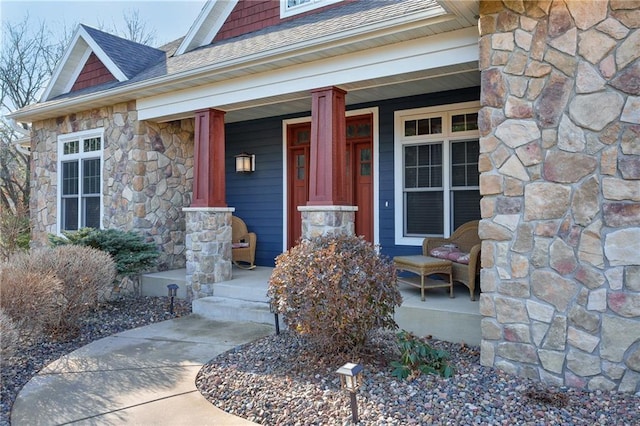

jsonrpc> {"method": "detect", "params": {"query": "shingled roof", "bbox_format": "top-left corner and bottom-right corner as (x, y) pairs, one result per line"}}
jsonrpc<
(80, 25), (165, 79)
(15, 0), (462, 119)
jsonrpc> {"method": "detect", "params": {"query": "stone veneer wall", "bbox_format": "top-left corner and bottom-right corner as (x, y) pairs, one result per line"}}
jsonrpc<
(478, 0), (640, 392)
(30, 101), (194, 270)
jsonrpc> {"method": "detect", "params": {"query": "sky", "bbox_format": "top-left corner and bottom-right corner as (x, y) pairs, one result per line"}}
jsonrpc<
(0, 0), (207, 47)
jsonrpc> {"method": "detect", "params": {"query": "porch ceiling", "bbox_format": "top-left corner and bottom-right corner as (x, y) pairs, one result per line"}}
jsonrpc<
(160, 61), (480, 124)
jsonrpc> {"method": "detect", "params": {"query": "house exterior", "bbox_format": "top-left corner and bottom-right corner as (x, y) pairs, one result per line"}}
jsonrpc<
(8, 0), (640, 393)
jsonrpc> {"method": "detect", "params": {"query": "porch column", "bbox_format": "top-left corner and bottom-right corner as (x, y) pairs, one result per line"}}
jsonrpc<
(301, 86), (356, 238)
(192, 108), (226, 207)
(183, 207), (234, 300)
(308, 86), (348, 206)
(185, 108), (231, 301)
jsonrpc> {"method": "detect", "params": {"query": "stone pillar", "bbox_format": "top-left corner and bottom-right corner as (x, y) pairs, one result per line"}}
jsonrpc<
(308, 86), (348, 206)
(192, 109), (226, 207)
(183, 207), (234, 300)
(298, 206), (357, 240)
(478, 0), (640, 393)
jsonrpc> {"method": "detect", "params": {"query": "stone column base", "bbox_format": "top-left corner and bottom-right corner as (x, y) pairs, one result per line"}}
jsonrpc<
(183, 207), (234, 300)
(298, 205), (358, 240)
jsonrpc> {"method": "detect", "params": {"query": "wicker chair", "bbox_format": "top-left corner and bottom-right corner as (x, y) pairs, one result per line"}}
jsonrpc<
(422, 220), (481, 300)
(232, 216), (257, 270)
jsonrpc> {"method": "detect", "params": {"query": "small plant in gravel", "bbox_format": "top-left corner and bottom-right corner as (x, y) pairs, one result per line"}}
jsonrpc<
(391, 330), (455, 379)
(268, 234), (402, 355)
(2, 245), (116, 339)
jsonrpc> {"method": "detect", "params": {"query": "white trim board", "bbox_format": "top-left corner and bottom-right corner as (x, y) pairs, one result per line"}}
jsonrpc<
(138, 27), (478, 121)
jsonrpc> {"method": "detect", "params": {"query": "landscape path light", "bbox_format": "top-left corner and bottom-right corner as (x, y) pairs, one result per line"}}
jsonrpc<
(336, 362), (364, 423)
(167, 284), (179, 315)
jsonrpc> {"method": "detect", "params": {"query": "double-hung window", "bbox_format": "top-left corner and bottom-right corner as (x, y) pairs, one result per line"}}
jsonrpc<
(57, 130), (103, 232)
(395, 102), (480, 245)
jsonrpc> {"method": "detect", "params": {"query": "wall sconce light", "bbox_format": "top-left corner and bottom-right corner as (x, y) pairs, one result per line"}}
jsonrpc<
(336, 362), (364, 423)
(235, 152), (255, 173)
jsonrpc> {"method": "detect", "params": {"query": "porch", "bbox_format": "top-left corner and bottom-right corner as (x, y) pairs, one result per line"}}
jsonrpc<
(141, 267), (481, 346)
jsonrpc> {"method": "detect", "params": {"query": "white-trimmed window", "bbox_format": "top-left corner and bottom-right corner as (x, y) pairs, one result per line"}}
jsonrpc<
(57, 129), (104, 232)
(280, 0), (342, 18)
(394, 102), (480, 245)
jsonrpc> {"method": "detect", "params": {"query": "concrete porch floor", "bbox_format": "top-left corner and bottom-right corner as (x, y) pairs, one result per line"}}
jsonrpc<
(141, 267), (481, 346)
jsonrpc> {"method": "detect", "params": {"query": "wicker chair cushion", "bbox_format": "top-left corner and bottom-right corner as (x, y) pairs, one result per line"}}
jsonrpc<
(430, 245), (470, 265)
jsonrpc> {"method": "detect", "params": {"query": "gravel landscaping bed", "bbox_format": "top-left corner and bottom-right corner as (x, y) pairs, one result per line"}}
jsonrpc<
(197, 331), (640, 425)
(0, 296), (191, 426)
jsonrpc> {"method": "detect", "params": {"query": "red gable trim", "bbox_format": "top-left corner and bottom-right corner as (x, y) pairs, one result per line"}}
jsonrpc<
(71, 52), (116, 92)
(213, 0), (351, 43)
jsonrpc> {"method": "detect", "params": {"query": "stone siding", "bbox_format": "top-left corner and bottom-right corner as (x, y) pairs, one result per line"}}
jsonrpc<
(184, 207), (234, 300)
(30, 102), (194, 270)
(479, 0), (640, 392)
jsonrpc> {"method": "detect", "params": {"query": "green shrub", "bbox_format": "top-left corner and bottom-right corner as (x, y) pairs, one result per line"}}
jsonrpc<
(391, 330), (455, 379)
(0, 265), (63, 341)
(49, 228), (159, 276)
(5, 246), (116, 338)
(268, 234), (402, 354)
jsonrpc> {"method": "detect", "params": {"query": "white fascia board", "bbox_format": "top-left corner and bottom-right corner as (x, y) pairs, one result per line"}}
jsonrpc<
(40, 26), (128, 102)
(61, 46), (93, 95)
(40, 26), (84, 101)
(138, 27), (479, 121)
(176, 0), (238, 55)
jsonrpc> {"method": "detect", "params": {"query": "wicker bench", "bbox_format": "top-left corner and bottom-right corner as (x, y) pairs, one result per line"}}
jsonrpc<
(393, 255), (453, 301)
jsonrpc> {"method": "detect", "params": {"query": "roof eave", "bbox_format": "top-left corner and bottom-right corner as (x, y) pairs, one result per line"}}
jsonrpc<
(9, 5), (460, 123)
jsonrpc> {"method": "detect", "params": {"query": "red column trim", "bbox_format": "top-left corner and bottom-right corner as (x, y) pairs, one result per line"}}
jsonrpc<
(191, 109), (227, 207)
(307, 86), (348, 206)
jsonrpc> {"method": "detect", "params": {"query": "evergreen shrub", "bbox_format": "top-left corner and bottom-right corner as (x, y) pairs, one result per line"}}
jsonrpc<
(268, 234), (402, 354)
(49, 228), (159, 277)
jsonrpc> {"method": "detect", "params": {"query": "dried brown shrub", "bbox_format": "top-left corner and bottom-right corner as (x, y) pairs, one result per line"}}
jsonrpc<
(268, 234), (402, 355)
(0, 309), (21, 358)
(0, 264), (62, 341)
(6, 246), (116, 338)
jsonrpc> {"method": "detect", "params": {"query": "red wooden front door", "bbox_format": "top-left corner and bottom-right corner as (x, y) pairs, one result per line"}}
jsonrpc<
(287, 114), (373, 248)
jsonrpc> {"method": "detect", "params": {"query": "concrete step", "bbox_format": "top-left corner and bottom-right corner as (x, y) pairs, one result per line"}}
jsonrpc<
(192, 296), (275, 325)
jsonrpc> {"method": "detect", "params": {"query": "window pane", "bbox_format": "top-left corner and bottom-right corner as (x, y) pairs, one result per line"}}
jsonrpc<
(405, 167), (417, 189)
(417, 145), (431, 166)
(62, 197), (78, 231)
(452, 190), (481, 231)
(404, 145), (417, 166)
(83, 197), (101, 228)
(466, 113), (478, 130)
(63, 140), (79, 155)
(62, 161), (79, 195)
(404, 120), (417, 137)
(417, 119), (430, 135)
(83, 158), (101, 195)
(452, 113), (479, 132)
(451, 140), (479, 188)
(406, 192), (443, 235)
(430, 165), (442, 187)
(431, 117), (442, 134)
(288, 0), (311, 7)
(452, 165), (466, 186)
(83, 137), (101, 152)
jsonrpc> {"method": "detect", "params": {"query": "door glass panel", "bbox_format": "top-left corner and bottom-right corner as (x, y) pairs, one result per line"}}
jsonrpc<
(296, 154), (305, 180)
(360, 148), (371, 176)
(357, 123), (370, 137)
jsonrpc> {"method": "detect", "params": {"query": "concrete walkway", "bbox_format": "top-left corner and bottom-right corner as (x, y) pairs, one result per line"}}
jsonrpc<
(12, 316), (273, 425)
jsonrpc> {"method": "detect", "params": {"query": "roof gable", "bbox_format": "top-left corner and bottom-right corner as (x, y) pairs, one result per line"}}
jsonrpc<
(41, 25), (165, 101)
(176, 0), (239, 55)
